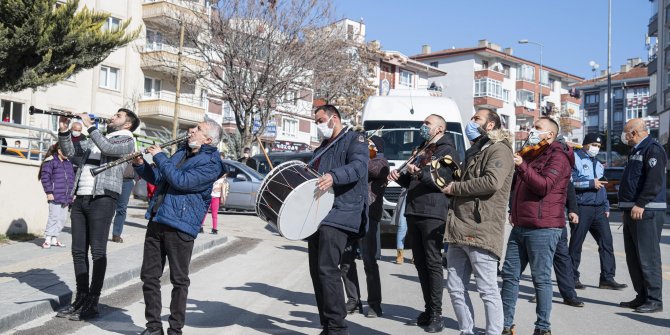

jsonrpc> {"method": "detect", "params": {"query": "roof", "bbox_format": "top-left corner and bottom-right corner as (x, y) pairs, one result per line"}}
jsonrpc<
(573, 65), (648, 88)
(411, 46), (583, 81)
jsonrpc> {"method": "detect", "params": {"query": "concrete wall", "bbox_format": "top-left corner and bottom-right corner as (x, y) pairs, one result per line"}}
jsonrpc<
(426, 54), (476, 126)
(0, 157), (48, 236)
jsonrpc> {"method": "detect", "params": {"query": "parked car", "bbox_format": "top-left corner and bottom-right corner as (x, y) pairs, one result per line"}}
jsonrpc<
(603, 167), (624, 207)
(220, 159), (264, 212)
(252, 151), (313, 175)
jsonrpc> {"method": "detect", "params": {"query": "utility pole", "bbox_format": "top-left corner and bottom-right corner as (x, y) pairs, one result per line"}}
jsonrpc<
(171, 20), (185, 146)
(606, 0), (613, 166)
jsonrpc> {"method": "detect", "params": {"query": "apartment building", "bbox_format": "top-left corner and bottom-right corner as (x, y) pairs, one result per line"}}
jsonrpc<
(573, 59), (653, 139)
(646, 0), (670, 150)
(0, 0), (216, 151)
(412, 40), (584, 150)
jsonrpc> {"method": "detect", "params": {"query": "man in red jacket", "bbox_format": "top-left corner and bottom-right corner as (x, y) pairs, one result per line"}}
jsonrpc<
(501, 117), (574, 335)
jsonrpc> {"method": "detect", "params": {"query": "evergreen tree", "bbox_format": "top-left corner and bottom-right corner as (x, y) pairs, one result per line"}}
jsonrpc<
(0, 0), (139, 92)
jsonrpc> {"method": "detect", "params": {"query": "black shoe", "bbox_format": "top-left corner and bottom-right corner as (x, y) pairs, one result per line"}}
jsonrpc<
(563, 297), (585, 307)
(345, 298), (362, 314)
(574, 280), (585, 290)
(416, 310), (431, 326)
(140, 328), (165, 335)
(69, 294), (99, 321)
(619, 298), (645, 309)
(599, 279), (628, 290)
(211, 229), (218, 234)
(424, 313), (443, 333)
(502, 325), (516, 335)
(533, 329), (551, 335)
(634, 302), (663, 313)
(366, 304), (383, 318)
(56, 291), (88, 318)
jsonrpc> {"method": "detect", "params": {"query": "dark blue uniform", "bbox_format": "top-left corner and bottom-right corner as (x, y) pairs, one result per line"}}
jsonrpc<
(307, 129), (368, 334)
(569, 149), (618, 285)
(618, 136), (667, 309)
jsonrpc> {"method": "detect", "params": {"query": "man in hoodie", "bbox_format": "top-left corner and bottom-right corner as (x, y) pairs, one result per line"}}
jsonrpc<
(501, 117), (574, 335)
(569, 133), (627, 291)
(133, 119), (225, 335)
(441, 108), (514, 335)
(389, 114), (458, 333)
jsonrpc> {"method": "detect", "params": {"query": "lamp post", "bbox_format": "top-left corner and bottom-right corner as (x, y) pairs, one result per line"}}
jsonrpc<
(519, 39), (544, 117)
(606, 0), (613, 166)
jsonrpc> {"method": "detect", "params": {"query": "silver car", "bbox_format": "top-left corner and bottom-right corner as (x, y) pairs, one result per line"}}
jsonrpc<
(220, 159), (263, 212)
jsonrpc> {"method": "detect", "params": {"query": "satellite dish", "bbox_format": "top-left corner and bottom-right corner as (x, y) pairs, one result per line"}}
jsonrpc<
(589, 60), (596, 67)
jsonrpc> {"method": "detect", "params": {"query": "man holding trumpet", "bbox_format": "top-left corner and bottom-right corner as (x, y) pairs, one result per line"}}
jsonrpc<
(55, 109), (139, 321)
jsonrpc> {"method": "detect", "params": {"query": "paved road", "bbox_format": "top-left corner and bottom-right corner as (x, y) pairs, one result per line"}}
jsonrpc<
(9, 211), (670, 335)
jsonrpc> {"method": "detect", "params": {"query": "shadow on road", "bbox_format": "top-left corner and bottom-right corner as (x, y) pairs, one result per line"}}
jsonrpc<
(275, 244), (308, 253)
(616, 312), (670, 328)
(0, 268), (70, 310)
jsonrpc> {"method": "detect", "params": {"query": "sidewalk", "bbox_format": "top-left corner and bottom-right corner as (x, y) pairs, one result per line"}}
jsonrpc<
(0, 198), (228, 334)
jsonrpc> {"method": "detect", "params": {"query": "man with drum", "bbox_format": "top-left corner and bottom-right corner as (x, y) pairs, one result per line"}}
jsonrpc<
(310, 104), (369, 335)
(133, 119), (225, 335)
(388, 114), (458, 333)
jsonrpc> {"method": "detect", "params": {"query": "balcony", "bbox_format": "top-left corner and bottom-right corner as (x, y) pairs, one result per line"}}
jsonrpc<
(473, 96), (503, 109)
(560, 116), (582, 131)
(515, 80), (550, 96)
(137, 91), (206, 126)
(140, 42), (207, 77)
(515, 105), (536, 118)
(142, 0), (208, 32)
(648, 94), (658, 115)
(560, 93), (580, 105)
(474, 69), (504, 82)
(649, 13), (658, 36)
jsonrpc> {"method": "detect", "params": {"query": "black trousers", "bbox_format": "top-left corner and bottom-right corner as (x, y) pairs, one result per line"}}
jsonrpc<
(308, 225), (352, 334)
(553, 227), (578, 300)
(569, 204), (616, 282)
(622, 210), (664, 304)
(70, 195), (117, 295)
(141, 221), (195, 333)
(340, 219), (382, 307)
(407, 215), (445, 314)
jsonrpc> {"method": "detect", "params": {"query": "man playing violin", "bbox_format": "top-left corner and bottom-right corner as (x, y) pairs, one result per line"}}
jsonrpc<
(388, 114), (458, 333)
(501, 117), (574, 335)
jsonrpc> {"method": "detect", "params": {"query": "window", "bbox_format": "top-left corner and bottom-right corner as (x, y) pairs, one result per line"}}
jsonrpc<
(399, 70), (414, 87)
(99, 66), (120, 90)
(1, 100), (24, 124)
(549, 78), (556, 91)
(282, 118), (297, 137)
(482, 60), (489, 69)
(430, 61), (439, 68)
(143, 77), (161, 98)
(473, 78), (503, 100)
(614, 88), (624, 100)
(283, 90), (296, 105)
(503, 64), (511, 78)
(517, 64), (535, 82)
(516, 89), (535, 103)
(540, 70), (549, 86)
(146, 29), (163, 51)
(585, 93), (599, 105)
(501, 114), (509, 129)
(347, 24), (354, 41)
(102, 17), (121, 32)
(223, 102), (235, 121)
(502, 89), (510, 103)
(587, 114), (599, 127)
(614, 110), (624, 122)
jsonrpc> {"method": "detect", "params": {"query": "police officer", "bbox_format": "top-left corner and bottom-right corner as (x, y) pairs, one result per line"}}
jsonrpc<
(618, 118), (667, 313)
(569, 133), (627, 290)
(309, 105), (369, 335)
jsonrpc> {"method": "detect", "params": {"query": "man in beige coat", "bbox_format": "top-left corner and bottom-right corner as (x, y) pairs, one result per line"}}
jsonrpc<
(442, 108), (514, 335)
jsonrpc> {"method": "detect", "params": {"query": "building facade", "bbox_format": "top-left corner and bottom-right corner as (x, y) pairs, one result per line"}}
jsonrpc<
(646, 0), (670, 152)
(411, 40), (584, 150)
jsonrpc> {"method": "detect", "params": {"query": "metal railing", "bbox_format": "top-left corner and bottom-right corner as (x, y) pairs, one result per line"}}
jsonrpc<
(0, 121), (58, 161)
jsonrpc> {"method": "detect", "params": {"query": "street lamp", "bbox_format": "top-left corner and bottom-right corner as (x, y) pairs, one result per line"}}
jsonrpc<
(518, 39), (544, 116)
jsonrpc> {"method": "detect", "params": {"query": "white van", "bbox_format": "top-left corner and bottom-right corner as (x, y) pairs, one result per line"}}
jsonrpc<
(361, 95), (468, 232)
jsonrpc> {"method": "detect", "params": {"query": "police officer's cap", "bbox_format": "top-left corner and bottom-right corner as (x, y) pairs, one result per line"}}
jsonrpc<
(582, 133), (602, 145)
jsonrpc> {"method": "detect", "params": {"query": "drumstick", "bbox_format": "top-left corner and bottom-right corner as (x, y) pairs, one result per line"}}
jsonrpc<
(257, 137), (273, 170)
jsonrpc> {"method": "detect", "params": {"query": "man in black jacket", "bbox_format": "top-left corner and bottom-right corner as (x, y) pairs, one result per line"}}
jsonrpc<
(389, 114), (457, 333)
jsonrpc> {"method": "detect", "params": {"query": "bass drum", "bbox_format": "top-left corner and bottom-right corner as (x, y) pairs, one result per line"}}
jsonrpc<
(255, 160), (334, 240)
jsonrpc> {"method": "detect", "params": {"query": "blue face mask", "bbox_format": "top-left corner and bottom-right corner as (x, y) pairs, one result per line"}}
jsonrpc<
(419, 124), (432, 141)
(465, 121), (482, 141)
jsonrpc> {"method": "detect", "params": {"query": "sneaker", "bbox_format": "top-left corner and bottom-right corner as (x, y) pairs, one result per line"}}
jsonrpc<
(42, 241), (51, 249)
(574, 280), (585, 290)
(111, 235), (123, 243)
(211, 229), (218, 234)
(533, 329), (551, 335)
(599, 279), (628, 290)
(502, 325), (516, 335)
(424, 313), (443, 333)
(345, 298), (362, 314)
(52, 241), (66, 247)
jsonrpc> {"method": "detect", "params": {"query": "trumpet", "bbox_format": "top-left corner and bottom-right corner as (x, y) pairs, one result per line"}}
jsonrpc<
(90, 135), (190, 177)
(29, 106), (111, 124)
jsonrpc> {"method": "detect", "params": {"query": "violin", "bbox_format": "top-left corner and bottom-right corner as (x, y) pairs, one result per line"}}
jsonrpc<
(516, 139), (550, 161)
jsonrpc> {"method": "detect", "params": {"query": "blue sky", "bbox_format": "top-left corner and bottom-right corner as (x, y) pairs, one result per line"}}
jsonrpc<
(334, 0), (653, 79)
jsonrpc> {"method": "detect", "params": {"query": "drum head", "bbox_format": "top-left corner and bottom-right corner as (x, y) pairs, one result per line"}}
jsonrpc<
(277, 179), (334, 240)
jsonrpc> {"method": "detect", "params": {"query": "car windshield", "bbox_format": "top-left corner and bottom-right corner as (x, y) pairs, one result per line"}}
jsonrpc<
(364, 121), (465, 163)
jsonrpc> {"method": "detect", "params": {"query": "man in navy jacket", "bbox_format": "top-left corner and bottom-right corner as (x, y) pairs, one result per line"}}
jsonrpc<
(133, 119), (225, 335)
(309, 105), (368, 335)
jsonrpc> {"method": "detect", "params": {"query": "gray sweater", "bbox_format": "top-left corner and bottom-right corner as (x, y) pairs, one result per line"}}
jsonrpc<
(58, 128), (135, 198)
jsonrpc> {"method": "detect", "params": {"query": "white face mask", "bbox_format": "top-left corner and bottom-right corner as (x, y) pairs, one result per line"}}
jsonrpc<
(188, 141), (201, 149)
(527, 129), (549, 146)
(620, 132), (629, 146)
(71, 131), (81, 137)
(586, 145), (600, 157)
(317, 116), (334, 139)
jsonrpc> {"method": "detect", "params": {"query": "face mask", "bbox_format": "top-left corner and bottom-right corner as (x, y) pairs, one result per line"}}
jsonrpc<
(586, 145), (600, 157)
(527, 129), (548, 146)
(71, 131), (81, 137)
(419, 124), (433, 141)
(317, 116), (334, 139)
(243, 153), (249, 158)
(465, 121), (482, 141)
(620, 132), (629, 146)
(188, 141), (201, 149)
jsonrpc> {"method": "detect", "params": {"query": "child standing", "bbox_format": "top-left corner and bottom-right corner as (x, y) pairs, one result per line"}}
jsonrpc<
(39, 143), (75, 248)
(201, 173), (229, 234)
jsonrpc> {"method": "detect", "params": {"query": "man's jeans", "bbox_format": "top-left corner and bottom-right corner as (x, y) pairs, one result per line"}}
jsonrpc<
(501, 227), (561, 331)
(446, 245), (502, 335)
(112, 179), (134, 237)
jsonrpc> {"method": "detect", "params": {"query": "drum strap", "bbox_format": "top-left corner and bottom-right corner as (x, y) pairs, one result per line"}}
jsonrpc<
(307, 126), (351, 169)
